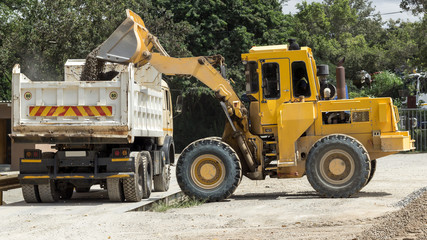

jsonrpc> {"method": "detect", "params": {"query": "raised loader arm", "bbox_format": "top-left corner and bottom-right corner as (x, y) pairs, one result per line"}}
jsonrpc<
(96, 10), (244, 119)
(96, 9), (258, 173)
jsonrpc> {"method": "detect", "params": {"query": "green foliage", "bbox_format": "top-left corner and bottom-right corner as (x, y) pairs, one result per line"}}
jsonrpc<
(290, 0), (424, 80)
(0, 0), (425, 149)
(0, 72), (11, 101)
(350, 71), (404, 105)
(0, 1), (190, 82)
(400, 0), (426, 15)
(366, 71), (404, 98)
(155, 0), (291, 150)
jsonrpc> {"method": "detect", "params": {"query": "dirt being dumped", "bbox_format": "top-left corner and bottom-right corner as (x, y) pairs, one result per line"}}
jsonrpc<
(357, 189), (427, 240)
(80, 47), (106, 81)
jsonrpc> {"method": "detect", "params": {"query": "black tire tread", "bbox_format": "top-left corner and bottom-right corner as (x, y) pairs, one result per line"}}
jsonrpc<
(153, 164), (170, 192)
(306, 134), (370, 198)
(38, 181), (59, 203)
(22, 184), (41, 203)
(176, 138), (242, 202)
(59, 184), (74, 200)
(366, 159), (377, 186)
(140, 151), (152, 199)
(123, 152), (143, 202)
(107, 178), (124, 202)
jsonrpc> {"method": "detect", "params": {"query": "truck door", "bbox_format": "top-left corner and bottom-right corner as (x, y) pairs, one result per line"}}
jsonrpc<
(259, 58), (291, 126)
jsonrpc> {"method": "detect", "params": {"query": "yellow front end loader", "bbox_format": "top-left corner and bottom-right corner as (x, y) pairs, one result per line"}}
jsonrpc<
(95, 10), (414, 201)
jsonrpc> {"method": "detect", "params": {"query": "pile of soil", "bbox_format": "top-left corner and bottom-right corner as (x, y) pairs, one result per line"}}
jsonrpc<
(80, 47), (106, 81)
(357, 189), (427, 240)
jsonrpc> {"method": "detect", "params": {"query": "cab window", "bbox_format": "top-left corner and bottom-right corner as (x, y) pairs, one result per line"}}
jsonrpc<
(262, 62), (280, 99)
(245, 61), (259, 93)
(292, 61), (311, 97)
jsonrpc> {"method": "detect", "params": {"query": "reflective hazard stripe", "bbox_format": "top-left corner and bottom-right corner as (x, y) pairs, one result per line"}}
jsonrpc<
(29, 106), (112, 117)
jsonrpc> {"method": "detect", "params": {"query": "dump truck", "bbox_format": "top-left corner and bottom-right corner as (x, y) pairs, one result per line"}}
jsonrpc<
(11, 59), (175, 203)
(94, 10), (414, 201)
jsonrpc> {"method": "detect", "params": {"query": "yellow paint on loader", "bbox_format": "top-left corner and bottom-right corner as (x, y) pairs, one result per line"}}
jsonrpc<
(94, 9), (415, 200)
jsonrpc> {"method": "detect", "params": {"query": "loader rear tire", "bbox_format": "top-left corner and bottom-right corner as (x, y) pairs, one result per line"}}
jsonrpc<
(176, 138), (242, 202)
(22, 184), (41, 203)
(306, 134), (370, 198)
(366, 159), (377, 186)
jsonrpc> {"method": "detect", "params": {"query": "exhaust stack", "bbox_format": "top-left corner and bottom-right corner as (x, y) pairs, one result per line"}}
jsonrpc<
(336, 57), (346, 99)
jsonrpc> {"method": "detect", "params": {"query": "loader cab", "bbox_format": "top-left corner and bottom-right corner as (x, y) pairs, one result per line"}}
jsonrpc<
(242, 45), (319, 135)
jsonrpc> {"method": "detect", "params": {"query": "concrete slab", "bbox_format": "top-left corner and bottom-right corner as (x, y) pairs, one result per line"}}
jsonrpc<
(0, 166), (181, 214)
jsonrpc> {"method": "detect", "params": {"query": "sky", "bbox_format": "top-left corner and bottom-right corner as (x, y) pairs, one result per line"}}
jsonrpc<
(283, 0), (423, 22)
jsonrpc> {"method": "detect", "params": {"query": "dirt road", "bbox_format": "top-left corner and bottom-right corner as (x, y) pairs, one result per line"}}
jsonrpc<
(1, 153), (426, 240)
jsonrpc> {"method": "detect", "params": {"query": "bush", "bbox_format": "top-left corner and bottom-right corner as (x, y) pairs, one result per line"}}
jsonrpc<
(367, 71), (403, 99)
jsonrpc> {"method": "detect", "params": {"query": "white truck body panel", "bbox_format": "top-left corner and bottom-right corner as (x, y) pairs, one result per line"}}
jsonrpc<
(11, 60), (165, 143)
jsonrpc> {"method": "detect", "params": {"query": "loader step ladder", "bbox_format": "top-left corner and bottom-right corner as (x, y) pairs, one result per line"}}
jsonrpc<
(264, 141), (279, 171)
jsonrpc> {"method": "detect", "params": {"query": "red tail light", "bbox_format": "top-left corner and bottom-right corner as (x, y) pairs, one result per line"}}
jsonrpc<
(24, 149), (42, 159)
(112, 148), (130, 158)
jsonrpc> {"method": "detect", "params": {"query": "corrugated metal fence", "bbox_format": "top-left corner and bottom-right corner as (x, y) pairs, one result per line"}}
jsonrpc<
(399, 108), (427, 152)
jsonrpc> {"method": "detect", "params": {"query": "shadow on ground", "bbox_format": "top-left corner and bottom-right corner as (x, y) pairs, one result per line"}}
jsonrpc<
(230, 190), (392, 201)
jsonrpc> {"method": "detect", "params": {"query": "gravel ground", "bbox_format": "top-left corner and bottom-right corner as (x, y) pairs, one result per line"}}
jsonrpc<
(0, 153), (426, 240)
(358, 190), (427, 240)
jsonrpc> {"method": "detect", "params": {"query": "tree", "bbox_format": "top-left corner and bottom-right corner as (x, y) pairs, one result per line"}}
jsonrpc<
(0, 0), (190, 86)
(152, 0), (292, 149)
(399, 0), (427, 69)
(400, 0), (426, 15)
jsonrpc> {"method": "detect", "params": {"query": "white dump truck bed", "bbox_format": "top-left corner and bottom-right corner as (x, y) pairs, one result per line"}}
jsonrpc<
(11, 59), (164, 144)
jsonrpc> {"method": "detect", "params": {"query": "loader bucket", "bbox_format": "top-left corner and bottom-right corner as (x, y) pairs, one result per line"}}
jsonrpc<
(96, 9), (153, 64)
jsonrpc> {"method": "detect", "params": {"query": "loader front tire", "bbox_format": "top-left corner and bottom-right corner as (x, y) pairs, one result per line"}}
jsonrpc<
(176, 138), (241, 202)
(306, 134), (370, 198)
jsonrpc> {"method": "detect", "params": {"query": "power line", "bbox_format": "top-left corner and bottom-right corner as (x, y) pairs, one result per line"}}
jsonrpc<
(380, 11), (404, 15)
(370, 11), (404, 16)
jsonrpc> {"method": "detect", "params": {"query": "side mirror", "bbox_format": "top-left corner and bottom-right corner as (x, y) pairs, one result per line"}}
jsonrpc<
(175, 95), (183, 113)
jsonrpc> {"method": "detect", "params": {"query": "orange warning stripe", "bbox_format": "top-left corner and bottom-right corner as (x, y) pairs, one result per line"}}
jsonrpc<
(29, 106), (112, 117)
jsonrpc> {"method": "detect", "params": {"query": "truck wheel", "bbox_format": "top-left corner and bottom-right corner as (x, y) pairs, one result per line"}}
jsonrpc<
(57, 182), (74, 200)
(107, 179), (124, 202)
(123, 151), (151, 201)
(76, 187), (91, 193)
(365, 159), (377, 186)
(176, 138), (242, 202)
(38, 180), (59, 203)
(141, 151), (152, 199)
(22, 184), (41, 203)
(153, 164), (170, 192)
(306, 134), (370, 198)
